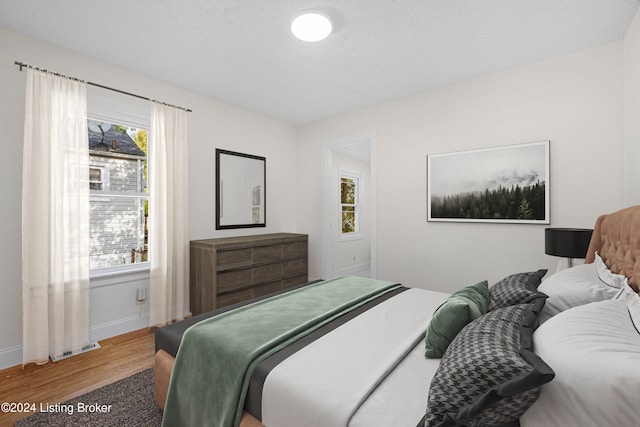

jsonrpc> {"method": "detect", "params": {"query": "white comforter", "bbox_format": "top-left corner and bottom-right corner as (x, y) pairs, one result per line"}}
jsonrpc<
(521, 299), (640, 427)
(261, 288), (449, 427)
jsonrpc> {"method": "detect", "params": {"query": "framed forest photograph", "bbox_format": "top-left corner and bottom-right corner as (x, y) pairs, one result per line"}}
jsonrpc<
(427, 141), (549, 224)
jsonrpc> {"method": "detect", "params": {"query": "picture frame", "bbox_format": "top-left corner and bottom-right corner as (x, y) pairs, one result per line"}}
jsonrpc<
(427, 141), (550, 224)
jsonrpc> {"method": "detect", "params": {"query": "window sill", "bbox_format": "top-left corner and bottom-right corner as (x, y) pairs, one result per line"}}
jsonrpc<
(90, 263), (150, 288)
(339, 232), (364, 242)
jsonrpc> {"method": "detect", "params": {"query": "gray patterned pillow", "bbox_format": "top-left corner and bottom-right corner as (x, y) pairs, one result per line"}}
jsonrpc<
(489, 269), (548, 311)
(423, 297), (554, 427)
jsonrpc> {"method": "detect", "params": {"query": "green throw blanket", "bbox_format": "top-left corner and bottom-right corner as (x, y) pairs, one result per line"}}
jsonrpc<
(161, 276), (400, 427)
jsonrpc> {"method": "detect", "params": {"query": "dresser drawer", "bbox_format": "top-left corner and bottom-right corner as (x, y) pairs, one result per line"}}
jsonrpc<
(217, 248), (253, 270)
(251, 280), (283, 298)
(217, 268), (252, 293)
(253, 263), (283, 283)
(283, 274), (308, 289)
(283, 258), (307, 276)
(217, 288), (252, 308)
(283, 241), (307, 258)
(253, 244), (282, 264)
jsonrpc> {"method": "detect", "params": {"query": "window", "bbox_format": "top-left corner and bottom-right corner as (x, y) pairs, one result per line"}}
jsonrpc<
(340, 171), (361, 236)
(89, 163), (110, 191)
(88, 119), (148, 270)
(89, 167), (103, 190)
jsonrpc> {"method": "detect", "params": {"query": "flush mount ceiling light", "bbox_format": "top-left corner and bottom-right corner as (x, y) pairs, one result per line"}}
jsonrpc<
(291, 10), (333, 42)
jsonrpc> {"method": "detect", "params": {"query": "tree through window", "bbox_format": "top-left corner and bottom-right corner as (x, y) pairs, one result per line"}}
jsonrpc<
(340, 172), (360, 234)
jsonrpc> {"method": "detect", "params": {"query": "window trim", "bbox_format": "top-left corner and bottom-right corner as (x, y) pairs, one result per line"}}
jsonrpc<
(89, 261), (150, 280)
(86, 91), (151, 284)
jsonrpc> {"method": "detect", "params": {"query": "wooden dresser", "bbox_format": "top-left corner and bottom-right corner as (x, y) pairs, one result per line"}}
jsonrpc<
(189, 233), (308, 315)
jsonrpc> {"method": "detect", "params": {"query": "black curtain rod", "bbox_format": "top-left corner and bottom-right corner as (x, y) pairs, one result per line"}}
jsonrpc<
(14, 61), (192, 113)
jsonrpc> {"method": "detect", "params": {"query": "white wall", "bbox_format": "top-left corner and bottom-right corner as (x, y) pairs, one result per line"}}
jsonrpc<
(297, 42), (625, 293)
(0, 27), (297, 369)
(624, 8), (640, 206)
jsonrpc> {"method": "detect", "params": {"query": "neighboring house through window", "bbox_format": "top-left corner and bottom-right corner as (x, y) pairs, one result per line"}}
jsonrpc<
(88, 119), (148, 270)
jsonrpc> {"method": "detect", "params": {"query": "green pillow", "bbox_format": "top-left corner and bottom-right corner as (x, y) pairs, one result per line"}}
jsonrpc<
(425, 280), (489, 358)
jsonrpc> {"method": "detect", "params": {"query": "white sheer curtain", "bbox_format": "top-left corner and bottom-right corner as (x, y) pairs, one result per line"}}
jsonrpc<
(22, 69), (91, 365)
(149, 102), (189, 326)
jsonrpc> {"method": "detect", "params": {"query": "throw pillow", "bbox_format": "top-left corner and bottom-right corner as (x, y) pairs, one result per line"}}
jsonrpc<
(489, 269), (547, 311)
(424, 297), (554, 427)
(424, 281), (489, 358)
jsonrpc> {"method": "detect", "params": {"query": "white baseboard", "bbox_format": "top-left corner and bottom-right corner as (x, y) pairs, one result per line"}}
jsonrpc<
(89, 313), (150, 342)
(0, 313), (150, 371)
(0, 344), (23, 370)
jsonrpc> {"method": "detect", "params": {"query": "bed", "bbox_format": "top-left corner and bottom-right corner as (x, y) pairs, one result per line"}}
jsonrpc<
(154, 205), (640, 427)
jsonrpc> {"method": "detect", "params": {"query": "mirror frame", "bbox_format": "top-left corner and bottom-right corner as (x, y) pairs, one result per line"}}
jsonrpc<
(215, 148), (266, 230)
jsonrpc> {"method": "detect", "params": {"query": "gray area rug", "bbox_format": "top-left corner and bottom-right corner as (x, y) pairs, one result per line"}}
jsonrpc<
(15, 368), (162, 426)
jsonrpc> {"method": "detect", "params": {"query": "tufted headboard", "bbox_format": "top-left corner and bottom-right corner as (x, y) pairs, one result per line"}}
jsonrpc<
(585, 205), (640, 292)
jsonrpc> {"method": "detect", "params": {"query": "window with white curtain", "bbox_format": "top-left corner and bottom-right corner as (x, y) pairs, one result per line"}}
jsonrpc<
(87, 87), (151, 274)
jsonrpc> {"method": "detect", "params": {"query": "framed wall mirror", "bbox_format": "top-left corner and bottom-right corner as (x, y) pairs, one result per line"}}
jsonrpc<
(216, 149), (266, 229)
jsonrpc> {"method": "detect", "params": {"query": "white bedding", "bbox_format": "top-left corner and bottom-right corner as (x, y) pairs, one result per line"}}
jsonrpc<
(256, 266), (640, 427)
(350, 337), (441, 427)
(521, 299), (640, 427)
(261, 288), (449, 427)
(537, 260), (622, 324)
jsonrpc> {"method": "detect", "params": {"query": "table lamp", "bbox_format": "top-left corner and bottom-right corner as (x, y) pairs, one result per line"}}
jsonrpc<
(545, 228), (593, 268)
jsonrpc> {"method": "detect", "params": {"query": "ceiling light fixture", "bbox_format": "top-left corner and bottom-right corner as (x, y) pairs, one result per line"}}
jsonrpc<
(291, 10), (333, 42)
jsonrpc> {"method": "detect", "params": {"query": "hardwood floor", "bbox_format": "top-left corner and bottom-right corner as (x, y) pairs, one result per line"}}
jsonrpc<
(0, 327), (156, 426)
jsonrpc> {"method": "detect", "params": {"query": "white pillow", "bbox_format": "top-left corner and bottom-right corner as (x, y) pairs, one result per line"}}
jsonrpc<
(522, 299), (640, 427)
(614, 282), (640, 333)
(595, 251), (628, 288)
(537, 262), (620, 324)
(628, 292), (640, 334)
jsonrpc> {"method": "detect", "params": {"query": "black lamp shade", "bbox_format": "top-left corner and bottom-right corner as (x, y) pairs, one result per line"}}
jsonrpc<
(545, 228), (593, 259)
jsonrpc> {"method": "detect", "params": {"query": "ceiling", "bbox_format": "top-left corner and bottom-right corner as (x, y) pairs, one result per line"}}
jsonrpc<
(0, 0), (638, 125)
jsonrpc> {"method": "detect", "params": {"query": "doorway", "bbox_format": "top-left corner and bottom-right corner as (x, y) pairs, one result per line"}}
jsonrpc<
(321, 132), (378, 280)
